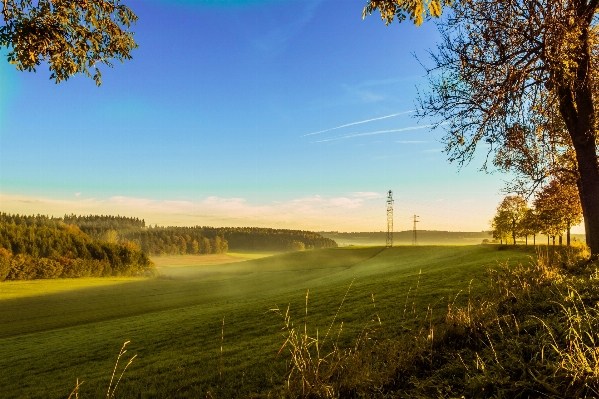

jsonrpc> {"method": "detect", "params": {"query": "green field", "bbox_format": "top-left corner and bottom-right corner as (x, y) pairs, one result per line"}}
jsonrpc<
(0, 246), (536, 398)
(150, 252), (276, 268)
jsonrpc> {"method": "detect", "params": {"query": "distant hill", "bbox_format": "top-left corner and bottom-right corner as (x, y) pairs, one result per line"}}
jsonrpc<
(319, 230), (492, 246)
(320, 230), (586, 246)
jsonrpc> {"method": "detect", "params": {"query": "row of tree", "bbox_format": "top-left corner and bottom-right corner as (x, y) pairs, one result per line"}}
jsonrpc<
(491, 174), (582, 246)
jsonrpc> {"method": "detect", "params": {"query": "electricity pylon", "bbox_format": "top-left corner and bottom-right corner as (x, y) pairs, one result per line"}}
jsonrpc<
(412, 215), (419, 245)
(386, 190), (393, 248)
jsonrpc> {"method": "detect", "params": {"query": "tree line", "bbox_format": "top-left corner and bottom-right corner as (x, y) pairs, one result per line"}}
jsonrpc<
(0, 214), (337, 261)
(0, 213), (155, 280)
(60, 215), (337, 255)
(54, 215), (227, 255)
(195, 227), (337, 252)
(491, 174), (582, 246)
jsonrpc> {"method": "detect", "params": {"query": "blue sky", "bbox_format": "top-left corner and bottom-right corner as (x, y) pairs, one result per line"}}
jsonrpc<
(0, 0), (556, 232)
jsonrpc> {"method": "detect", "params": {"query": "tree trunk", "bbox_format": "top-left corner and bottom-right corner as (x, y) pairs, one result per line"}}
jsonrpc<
(525, 236), (527, 246)
(556, 22), (599, 258)
(547, 235), (550, 246)
(533, 234), (536, 246)
(571, 134), (599, 255)
(567, 222), (571, 246)
(552, 236), (555, 246)
(559, 235), (562, 246)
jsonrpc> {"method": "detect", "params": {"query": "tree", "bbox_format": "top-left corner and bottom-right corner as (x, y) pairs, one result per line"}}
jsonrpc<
(534, 175), (583, 246)
(289, 241), (306, 252)
(536, 207), (562, 246)
(201, 237), (211, 255)
(190, 239), (199, 254)
(492, 196), (528, 245)
(219, 238), (228, 254)
(519, 209), (542, 246)
(365, 0), (599, 258)
(491, 215), (510, 244)
(213, 236), (223, 254)
(363, 0), (451, 26)
(1, 0), (138, 85)
(102, 229), (119, 244)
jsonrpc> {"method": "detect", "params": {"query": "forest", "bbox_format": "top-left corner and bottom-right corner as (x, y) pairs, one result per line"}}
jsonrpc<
(61, 214), (337, 255)
(0, 214), (155, 280)
(0, 213), (337, 280)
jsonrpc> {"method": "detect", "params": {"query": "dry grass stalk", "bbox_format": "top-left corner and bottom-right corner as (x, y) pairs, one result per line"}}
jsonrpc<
(271, 279), (358, 398)
(536, 288), (599, 394)
(488, 247), (565, 302)
(67, 378), (83, 399)
(106, 341), (137, 398)
(220, 316), (225, 381)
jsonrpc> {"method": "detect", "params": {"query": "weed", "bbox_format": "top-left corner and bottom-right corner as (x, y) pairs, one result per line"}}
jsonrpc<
(106, 341), (137, 398)
(67, 379), (83, 399)
(537, 288), (599, 396)
(68, 342), (136, 399)
(271, 282), (352, 398)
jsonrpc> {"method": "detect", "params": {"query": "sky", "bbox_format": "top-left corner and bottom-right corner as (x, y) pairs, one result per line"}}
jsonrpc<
(1, 0), (574, 233)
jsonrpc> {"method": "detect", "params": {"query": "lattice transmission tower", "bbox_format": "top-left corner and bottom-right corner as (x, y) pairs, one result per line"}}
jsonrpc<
(412, 215), (419, 245)
(386, 190), (394, 248)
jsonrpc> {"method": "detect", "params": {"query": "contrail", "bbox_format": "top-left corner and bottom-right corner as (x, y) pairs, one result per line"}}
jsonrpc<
(303, 110), (415, 137)
(313, 123), (438, 143)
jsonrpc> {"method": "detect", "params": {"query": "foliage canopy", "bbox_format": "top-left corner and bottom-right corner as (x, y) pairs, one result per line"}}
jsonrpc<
(0, 0), (138, 85)
(491, 195), (528, 244)
(534, 174), (583, 242)
(363, 0), (452, 26)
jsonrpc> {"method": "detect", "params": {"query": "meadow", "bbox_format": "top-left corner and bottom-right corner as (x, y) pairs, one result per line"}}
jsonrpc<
(0, 246), (536, 398)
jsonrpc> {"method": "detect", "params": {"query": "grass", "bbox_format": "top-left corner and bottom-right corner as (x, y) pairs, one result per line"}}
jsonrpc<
(0, 277), (141, 301)
(150, 252), (275, 268)
(269, 244), (599, 398)
(0, 245), (536, 398)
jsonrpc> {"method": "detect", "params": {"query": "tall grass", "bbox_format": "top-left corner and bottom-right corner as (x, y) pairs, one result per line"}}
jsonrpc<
(68, 342), (136, 399)
(271, 245), (599, 398)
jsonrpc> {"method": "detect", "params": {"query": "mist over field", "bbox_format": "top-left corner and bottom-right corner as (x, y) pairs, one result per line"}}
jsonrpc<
(0, 245), (536, 397)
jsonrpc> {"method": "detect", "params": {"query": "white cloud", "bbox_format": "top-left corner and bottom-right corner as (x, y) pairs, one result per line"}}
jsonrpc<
(329, 197), (363, 209)
(0, 192), (374, 231)
(351, 192), (383, 199)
